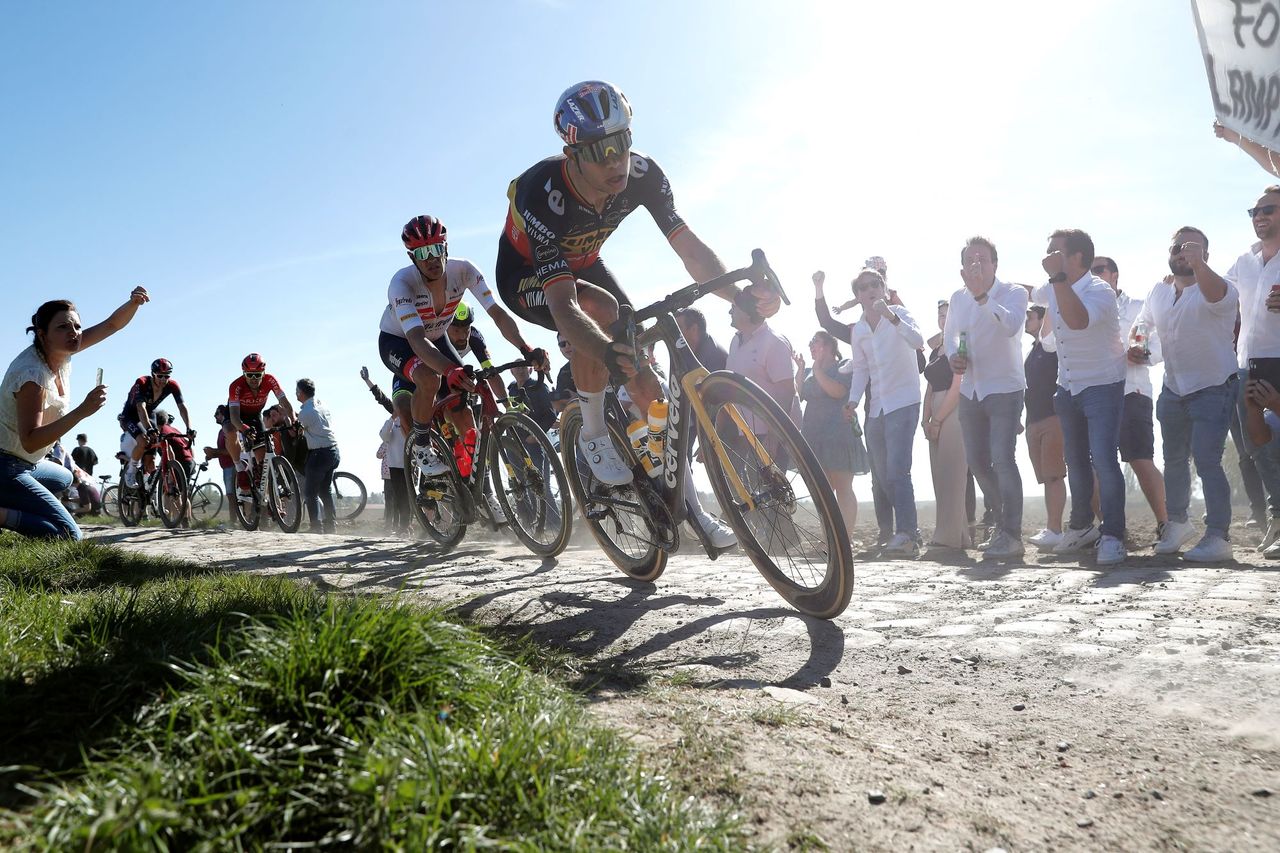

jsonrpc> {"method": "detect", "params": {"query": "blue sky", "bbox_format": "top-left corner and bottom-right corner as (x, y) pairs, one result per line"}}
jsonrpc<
(1, 1), (1272, 502)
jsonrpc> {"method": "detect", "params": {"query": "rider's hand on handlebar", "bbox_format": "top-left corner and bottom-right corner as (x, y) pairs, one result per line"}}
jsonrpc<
(603, 340), (638, 380)
(743, 282), (781, 319)
(445, 365), (476, 391)
(524, 346), (551, 373)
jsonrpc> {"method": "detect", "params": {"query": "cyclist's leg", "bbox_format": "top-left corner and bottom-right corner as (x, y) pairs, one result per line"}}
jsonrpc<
(378, 330), (428, 445)
(120, 422), (145, 486)
(426, 332), (476, 437)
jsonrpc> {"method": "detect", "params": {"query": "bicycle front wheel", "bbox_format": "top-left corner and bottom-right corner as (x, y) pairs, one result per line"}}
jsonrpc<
(119, 484), (145, 527)
(559, 404), (667, 582)
(403, 431), (468, 549)
(190, 482), (224, 522)
(266, 457), (302, 533)
(489, 411), (572, 557)
(102, 485), (120, 521)
(156, 463), (189, 529)
(698, 372), (854, 619)
(331, 471), (367, 521)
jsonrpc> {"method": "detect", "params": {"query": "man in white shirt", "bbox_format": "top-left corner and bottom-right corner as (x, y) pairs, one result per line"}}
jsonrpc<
(944, 236), (1028, 559)
(1227, 184), (1280, 551)
(1091, 256), (1169, 540)
(1132, 228), (1237, 561)
(1033, 229), (1127, 566)
(840, 268), (925, 557)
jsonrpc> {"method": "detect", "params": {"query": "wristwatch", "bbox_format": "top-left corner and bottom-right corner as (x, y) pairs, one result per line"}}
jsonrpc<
(1048, 272), (1068, 284)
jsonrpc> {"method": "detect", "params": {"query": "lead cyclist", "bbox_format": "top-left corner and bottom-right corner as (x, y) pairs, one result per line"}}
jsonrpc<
(495, 80), (779, 547)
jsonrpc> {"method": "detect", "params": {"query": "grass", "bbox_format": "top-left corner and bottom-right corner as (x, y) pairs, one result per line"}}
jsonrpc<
(0, 533), (744, 850)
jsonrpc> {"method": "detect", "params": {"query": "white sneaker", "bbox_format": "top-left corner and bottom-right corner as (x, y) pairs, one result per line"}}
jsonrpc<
(1027, 528), (1063, 550)
(577, 434), (633, 486)
(1154, 519), (1198, 555)
(694, 509), (737, 549)
(1096, 534), (1126, 566)
(1184, 534), (1232, 563)
(883, 532), (920, 558)
(975, 528), (998, 552)
(984, 530), (1025, 559)
(1259, 518), (1280, 552)
(413, 443), (449, 477)
(124, 467), (139, 488)
(1054, 524), (1101, 554)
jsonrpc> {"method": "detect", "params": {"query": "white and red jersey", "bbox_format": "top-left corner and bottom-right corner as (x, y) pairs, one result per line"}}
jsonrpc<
(228, 373), (283, 417)
(378, 258), (497, 341)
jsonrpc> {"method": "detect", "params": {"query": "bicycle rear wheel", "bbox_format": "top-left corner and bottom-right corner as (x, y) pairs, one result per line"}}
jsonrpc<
(698, 372), (854, 619)
(488, 411), (572, 557)
(190, 482), (223, 522)
(266, 457), (302, 533)
(102, 485), (120, 521)
(403, 431), (468, 549)
(156, 463), (189, 529)
(331, 471), (367, 521)
(559, 403), (667, 581)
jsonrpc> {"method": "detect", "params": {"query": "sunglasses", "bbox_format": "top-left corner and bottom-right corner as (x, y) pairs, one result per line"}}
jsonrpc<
(153, 373), (171, 379)
(410, 243), (447, 261)
(573, 129), (632, 164)
(1249, 204), (1279, 218)
(244, 372), (264, 379)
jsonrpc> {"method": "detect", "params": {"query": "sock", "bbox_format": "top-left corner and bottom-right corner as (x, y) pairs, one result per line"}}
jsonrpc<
(579, 390), (607, 439)
(412, 421), (432, 446)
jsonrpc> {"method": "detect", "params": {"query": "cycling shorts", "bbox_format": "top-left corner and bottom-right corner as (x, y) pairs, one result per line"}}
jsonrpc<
(495, 238), (630, 331)
(377, 330), (463, 399)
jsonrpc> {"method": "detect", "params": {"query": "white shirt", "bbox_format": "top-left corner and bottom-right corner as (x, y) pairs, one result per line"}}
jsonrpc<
(942, 279), (1027, 400)
(1116, 290), (1158, 398)
(727, 321), (795, 434)
(1226, 242), (1280, 367)
(1032, 273), (1124, 394)
(1134, 280), (1239, 396)
(0, 346), (71, 463)
(839, 306), (924, 416)
(379, 258), (497, 341)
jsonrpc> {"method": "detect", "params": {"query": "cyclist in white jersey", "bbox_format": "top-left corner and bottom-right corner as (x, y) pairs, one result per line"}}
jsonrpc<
(378, 215), (545, 475)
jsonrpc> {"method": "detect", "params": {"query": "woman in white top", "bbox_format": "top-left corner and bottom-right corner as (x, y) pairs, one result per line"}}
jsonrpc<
(0, 289), (149, 538)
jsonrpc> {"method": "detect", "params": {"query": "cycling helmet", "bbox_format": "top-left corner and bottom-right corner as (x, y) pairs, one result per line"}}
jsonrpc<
(242, 353), (266, 372)
(151, 357), (173, 374)
(401, 215), (447, 249)
(554, 81), (632, 146)
(453, 303), (473, 325)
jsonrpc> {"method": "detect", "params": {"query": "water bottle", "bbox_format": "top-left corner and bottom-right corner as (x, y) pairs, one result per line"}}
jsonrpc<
(629, 417), (660, 478)
(454, 427), (477, 478)
(645, 400), (669, 479)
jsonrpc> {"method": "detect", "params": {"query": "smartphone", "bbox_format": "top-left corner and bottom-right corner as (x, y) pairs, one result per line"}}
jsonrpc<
(95, 368), (103, 386)
(1248, 357), (1280, 390)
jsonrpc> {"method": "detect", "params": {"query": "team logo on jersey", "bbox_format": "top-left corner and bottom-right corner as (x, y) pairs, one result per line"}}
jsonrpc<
(630, 154), (649, 179)
(535, 244), (557, 263)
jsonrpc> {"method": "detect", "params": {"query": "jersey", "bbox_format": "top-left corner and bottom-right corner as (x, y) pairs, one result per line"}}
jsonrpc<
(379, 258), (497, 342)
(453, 327), (493, 366)
(501, 152), (687, 295)
(228, 373), (283, 417)
(120, 376), (184, 424)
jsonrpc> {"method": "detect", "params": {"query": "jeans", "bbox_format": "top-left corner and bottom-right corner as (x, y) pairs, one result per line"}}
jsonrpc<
(303, 446), (340, 531)
(1054, 381), (1125, 538)
(1229, 400), (1267, 519)
(0, 453), (81, 540)
(864, 403), (919, 535)
(1237, 368), (1280, 518)
(1157, 377), (1234, 538)
(958, 390), (1025, 539)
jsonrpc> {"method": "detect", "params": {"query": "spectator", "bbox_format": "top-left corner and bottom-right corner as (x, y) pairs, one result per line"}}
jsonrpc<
(923, 300), (971, 551)
(1215, 120), (1280, 179)
(1092, 254), (1169, 540)
(380, 415), (410, 535)
(0, 289), (148, 540)
(794, 330), (865, 538)
(264, 405), (308, 475)
(1023, 306), (1068, 550)
(945, 236), (1028, 559)
(552, 332), (577, 415)
(675, 307), (728, 372)
(1033, 228), (1127, 565)
(1226, 184), (1280, 553)
(203, 405), (236, 499)
(511, 365), (557, 434)
(296, 378), (341, 534)
(839, 268), (925, 556)
(71, 433), (97, 475)
(728, 290), (796, 420)
(1137, 229), (1238, 561)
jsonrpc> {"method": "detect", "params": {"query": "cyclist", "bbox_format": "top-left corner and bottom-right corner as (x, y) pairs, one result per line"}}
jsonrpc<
(379, 215), (546, 477)
(118, 358), (193, 489)
(445, 303), (511, 407)
(496, 80), (779, 488)
(225, 353), (293, 501)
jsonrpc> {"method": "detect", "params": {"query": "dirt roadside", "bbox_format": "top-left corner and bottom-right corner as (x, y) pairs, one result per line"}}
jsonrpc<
(87, 523), (1279, 851)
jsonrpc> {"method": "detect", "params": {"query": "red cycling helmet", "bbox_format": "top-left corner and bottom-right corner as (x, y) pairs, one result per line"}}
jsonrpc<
(402, 215), (447, 249)
(151, 358), (173, 374)
(242, 353), (266, 372)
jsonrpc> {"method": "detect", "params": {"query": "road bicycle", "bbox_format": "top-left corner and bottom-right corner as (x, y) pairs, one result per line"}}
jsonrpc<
(119, 432), (191, 529)
(331, 470), (367, 521)
(184, 460), (224, 522)
(403, 357), (572, 556)
(230, 425), (303, 533)
(558, 250), (854, 619)
(101, 474), (120, 519)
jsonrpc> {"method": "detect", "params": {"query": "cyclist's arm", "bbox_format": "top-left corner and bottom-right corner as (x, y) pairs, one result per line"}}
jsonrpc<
(404, 327), (458, 375)
(485, 304), (535, 356)
(669, 228), (728, 294)
(228, 402), (244, 432)
(134, 398), (151, 429)
(273, 390), (294, 421)
(177, 402), (193, 432)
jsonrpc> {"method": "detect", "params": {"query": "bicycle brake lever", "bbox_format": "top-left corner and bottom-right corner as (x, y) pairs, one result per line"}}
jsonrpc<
(751, 248), (790, 306)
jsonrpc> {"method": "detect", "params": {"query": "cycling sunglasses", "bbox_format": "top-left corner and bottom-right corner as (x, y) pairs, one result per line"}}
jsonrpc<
(1248, 204), (1279, 218)
(573, 129), (632, 164)
(243, 372), (264, 379)
(410, 243), (447, 261)
(152, 373), (171, 379)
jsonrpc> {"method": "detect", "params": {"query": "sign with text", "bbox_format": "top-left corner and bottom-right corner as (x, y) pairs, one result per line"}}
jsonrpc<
(1193, 0), (1280, 144)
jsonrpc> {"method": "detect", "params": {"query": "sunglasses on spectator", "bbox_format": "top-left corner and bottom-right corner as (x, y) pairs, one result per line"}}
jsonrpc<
(1248, 204), (1279, 218)
(573, 129), (632, 164)
(410, 243), (447, 261)
(244, 372), (264, 379)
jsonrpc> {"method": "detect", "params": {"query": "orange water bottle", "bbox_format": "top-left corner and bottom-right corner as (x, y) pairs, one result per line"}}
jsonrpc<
(646, 400), (669, 479)
(454, 427), (477, 477)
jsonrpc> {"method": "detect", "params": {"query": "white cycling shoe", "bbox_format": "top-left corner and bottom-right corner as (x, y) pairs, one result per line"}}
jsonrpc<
(577, 434), (634, 486)
(694, 509), (737, 549)
(413, 443), (450, 477)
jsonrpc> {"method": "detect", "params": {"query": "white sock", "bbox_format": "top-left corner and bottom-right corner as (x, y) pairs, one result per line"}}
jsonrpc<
(579, 390), (607, 439)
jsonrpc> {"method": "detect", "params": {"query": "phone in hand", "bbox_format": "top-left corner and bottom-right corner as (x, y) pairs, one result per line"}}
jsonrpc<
(95, 368), (103, 386)
(1248, 357), (1280, 391)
